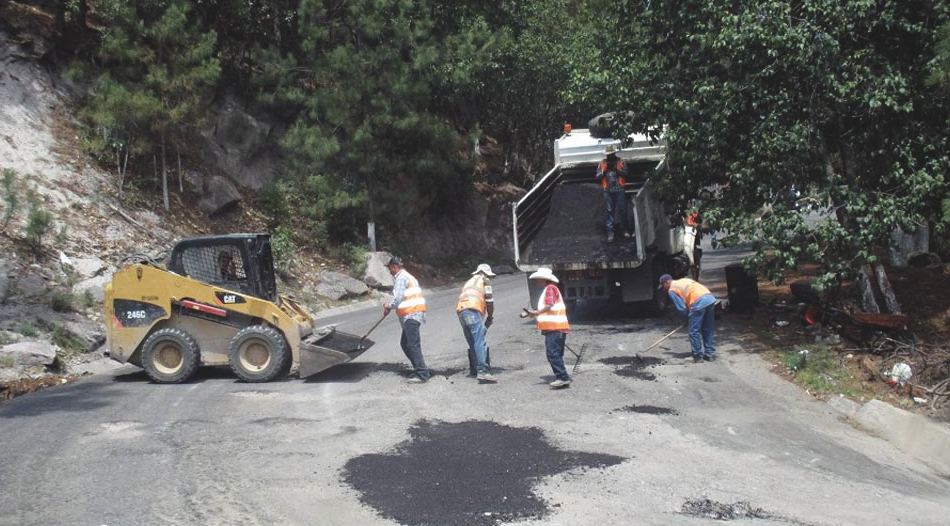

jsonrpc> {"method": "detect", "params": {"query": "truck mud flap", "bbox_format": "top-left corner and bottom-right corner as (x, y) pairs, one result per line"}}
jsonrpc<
(298, 328), (375, 378)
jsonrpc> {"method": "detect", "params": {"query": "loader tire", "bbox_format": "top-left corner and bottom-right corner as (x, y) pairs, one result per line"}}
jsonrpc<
(141, 328), (201, 384)
(228, 325), (290, 383)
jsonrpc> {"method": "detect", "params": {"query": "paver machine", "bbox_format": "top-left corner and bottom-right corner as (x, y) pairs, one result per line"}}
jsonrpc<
(104, 233), (374, 383)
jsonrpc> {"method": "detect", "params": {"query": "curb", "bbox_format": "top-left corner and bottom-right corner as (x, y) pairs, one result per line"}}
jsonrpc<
(828, 396), (950, 476)
(313, 298), (381, 320)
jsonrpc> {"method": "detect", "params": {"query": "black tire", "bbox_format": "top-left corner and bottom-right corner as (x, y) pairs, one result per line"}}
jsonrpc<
(228, 325), (290, 382)
(141, 328), (201, 383)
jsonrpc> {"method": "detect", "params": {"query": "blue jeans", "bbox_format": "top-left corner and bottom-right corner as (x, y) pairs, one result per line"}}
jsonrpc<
(400, 319), (431, 380)
(544, 331), (570, 381)
(687, 301), (716, 358)
(458, 309), (490, 375)
(604, 190), (628, 234)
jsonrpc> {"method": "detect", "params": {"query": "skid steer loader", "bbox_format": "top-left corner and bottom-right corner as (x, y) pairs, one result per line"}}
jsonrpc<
(104, 233), (375, 383)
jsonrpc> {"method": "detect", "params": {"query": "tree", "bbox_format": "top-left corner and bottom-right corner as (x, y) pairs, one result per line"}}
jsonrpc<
(588, 1), (950, 298)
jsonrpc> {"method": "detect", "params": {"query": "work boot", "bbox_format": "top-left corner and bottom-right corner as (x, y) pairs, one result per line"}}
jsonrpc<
(624, 231), (632, 239)
(693, 355), (703, 363)
(549, 379), (571, 389)
(607, 232), (615, 243)
(477, 373), (498, 383)
(407, 376), (428, 384)
(704, 355), (716, 362)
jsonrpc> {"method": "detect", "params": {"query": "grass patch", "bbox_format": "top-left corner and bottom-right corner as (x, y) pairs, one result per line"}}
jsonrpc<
(50, 325), (87, 353)
(49, 289), (76, 312)
(17, 323), (39, 338)
(0, 356), (15, 368)
(80, 290), (98, 310)
(776, 346), (862, 397)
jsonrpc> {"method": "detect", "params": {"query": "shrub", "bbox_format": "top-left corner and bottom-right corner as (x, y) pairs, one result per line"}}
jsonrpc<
(50, 289), (76, 312)
(1, 169), (19, 232)
(17, 323), (39, 338)
(51, 325), (86, 353)
(23, 190), (53, 251)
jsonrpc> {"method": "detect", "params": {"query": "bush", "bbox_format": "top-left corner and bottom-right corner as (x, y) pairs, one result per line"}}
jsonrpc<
(51, 324), (87, 353)
(271, 225), (297, 275)
(80, 290), (98, 310)
(17, 323), (39, 338)
(23, 190), (53, 251)
(335, 242), (367, 277)
(1, 169), (19, 232)
(50, 289), (76, 312)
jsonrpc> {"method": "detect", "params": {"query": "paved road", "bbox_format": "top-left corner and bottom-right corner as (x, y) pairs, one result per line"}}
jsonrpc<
(1, 257), (949, 525)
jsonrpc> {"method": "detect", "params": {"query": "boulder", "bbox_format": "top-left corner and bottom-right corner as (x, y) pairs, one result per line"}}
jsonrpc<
(73, 275), (110, 303)
(198, 175), (242, 216)
(70, 257), (108, 280)
(183, 170), (204, 196)
(316, 271), (369, 300)
(197, 97), (282, 190)
(12, 274), (47, 299)
(0, 341), (58, 366)
(363, 251), (395, 289)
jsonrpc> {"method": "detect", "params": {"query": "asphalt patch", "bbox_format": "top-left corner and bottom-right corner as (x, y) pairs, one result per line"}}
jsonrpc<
(681, 499), (770, 520)
(619, 405), (678, 415)
(599, 355), (665, 380)
(343, 419), (624, 526)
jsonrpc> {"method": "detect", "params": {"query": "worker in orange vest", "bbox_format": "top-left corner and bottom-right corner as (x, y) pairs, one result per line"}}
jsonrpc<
(456, 263), (496, 383)
(525, 268), (571, 388)
(659, 274), (717, 362)
(596, 145), (629, 243)
(383, 256), (431, 383)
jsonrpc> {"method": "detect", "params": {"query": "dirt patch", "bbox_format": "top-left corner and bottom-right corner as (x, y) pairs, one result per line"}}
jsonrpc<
(680, 498), (817, 525)
(342, 419), (624, 526)
(0, 374), (81, 403)
(599, 355), (665, 380)
(618, 405), (678, 415)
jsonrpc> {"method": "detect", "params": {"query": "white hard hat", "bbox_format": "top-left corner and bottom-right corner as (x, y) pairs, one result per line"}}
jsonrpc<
(528, 268), (559, 283)
(473, 263), (496, 277)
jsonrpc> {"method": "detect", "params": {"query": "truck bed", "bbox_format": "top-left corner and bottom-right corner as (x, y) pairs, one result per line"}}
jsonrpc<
(522, 182), (638, 266)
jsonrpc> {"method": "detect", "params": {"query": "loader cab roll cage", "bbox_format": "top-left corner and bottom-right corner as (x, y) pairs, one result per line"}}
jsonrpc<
(167, 233), (279, 303)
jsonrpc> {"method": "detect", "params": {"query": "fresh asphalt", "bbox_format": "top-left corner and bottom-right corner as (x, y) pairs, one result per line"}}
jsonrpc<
(1, 251), (949, 525)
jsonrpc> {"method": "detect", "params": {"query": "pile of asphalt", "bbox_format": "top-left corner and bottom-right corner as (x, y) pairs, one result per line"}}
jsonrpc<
(619, 405), (678, 415)
(523, 183), (638, 265)
(680, 499), (771, 521)
(599, 355), (665, 380)
(342, 419), (624, 526)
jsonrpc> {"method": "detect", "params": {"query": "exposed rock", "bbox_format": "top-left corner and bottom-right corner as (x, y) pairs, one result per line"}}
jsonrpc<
(69, 257), (108, 279)
(0, 258), (13, 301)
(184, 170), (204, 196)
(198, 97), (282, 190)
(0, 341), (58, 366)
(69, 357), (125, 376)
(363, 251), (395, 289)
(0, 330), (22, 344)
(312, 271), (369, 300)
(888, 226), (929, 267)
(12, 274), (47, 300)
(72, 275), (110, 303)
(198, 175), (242, 216)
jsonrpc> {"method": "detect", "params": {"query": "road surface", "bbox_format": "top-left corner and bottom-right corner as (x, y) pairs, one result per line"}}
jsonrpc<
(1, 258), (949, 525)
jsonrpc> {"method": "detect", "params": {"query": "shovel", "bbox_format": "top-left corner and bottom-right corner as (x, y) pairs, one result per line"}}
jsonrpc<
(298, 315), (386, 378)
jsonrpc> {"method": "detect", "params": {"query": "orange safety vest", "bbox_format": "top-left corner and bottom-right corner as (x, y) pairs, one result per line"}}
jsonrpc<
(598, 159), (627, 190)
(456, 274), (488, 314)
(537, 284), (570, 332)
(668, 278), (711, 308)
(687, 213), (700, 226)
(396, 271), (427, 317)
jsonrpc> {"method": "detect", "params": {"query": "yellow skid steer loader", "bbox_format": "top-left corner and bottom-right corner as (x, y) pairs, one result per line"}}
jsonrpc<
(104, 234), (374, 383)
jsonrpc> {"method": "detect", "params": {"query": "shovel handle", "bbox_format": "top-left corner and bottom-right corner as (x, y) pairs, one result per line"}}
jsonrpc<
(359, 314), (387, 348)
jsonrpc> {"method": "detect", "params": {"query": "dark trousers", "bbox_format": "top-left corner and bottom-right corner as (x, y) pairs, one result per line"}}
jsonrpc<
(544, 331), (570, 381)
(400, 319), (431, 380)
(604, 190), (628, 234)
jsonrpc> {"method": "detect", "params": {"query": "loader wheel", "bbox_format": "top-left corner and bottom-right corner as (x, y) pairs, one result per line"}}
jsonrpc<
(228, 325), (290, 383)
(141, 328), (201, 384)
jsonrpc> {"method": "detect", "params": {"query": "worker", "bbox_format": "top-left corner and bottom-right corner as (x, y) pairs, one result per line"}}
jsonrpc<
(383, 256), (432, 383)
(596, 144), (629, 243)
(456, 263), (496, 383)
(217, 250), (238, 281)
(684, 210), (702, 279)
(525, 268), (571, 388)
(658, 274), (716, 362)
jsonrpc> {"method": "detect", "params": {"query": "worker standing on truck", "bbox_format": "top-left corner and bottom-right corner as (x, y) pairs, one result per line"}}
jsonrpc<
(383, 256), (432, 383)
(456, 263), (497, 383)
(596, 145), (629, 243)
(684, 210), (703, 279)
(658, 274), (717, 362)
(525, 268), (572, 388)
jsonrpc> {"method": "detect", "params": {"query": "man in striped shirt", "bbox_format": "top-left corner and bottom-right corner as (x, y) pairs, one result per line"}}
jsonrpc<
(526, 268), (571, 389)
(383, 257), (432, 383)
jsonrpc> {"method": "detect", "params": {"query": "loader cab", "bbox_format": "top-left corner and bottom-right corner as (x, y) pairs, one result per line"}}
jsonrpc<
(167, 234), (279, 303)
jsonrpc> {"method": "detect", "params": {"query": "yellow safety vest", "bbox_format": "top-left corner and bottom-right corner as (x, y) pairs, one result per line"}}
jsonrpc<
(536, 284), (570, 332)
(669, 278), (711, 308)
(396, 272), (427, 317)
(456, 275), (488, 314)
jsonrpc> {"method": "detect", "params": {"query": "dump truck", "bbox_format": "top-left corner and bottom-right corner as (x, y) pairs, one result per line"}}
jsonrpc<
(104, 233), (373, 383)
(513, 128), (689, 315)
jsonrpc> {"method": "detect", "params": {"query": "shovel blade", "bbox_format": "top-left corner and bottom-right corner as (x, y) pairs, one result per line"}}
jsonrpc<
(298, 329), (375, 378)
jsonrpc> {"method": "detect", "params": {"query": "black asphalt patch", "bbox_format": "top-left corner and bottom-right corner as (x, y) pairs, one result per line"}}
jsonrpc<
(619, 405), (678, 415)
(599, 355), (665, 380)
(342, 420), (624, 526)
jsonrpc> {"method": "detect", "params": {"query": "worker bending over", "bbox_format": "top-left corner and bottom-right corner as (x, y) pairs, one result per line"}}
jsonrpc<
(659, 274), (716, 362)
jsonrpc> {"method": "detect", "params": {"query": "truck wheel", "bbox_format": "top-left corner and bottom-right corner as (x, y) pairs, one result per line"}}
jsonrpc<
(141, 328), (200, 383)
(228, 325), (290, 382)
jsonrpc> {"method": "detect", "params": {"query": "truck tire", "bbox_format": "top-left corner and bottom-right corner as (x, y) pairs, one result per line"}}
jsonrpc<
(228, 325), (290, 382)
(141, 328), (201, 384)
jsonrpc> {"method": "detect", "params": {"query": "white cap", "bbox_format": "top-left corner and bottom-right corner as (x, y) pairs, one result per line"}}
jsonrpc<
(472, 263), (496, 277)
(528, 268), (559, 283)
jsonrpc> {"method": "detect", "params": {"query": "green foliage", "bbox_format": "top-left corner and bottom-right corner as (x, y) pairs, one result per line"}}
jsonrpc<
(80, 290), (98, 311)
(779, 347), (861, 397)
(335, 243), (368, 278)
(50, 325), (87, 353)
(270, 225), (298, 275)
(23, 190), (53, 251)
(589, 1), (950, 285)
(1, 169), (19, 232)
(17, 323), (39, 338)
(49, 290), (76, 313)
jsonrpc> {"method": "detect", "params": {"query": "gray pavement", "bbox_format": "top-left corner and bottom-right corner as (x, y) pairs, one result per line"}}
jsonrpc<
(1, 256), (949, 525)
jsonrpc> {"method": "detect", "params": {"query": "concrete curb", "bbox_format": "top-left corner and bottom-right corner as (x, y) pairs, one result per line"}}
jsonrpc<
(828, 396), (950, 476)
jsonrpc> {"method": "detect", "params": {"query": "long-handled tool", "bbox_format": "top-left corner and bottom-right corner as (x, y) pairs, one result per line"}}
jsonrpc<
(564, 343), (587, 372)
(642, 325), (684, 353)
(359, 314), (387, 349)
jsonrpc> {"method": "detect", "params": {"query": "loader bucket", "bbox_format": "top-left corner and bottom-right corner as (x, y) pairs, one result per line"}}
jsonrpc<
(298, 328), (375, 378)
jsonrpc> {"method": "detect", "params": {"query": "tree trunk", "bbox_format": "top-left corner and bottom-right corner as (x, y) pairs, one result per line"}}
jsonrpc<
(872, 262), (901, 314)
(177, 140), (183, 193)
(161, 133), (169, 212)
(856, 266), (881, 314)
(78, 0), (88, 31)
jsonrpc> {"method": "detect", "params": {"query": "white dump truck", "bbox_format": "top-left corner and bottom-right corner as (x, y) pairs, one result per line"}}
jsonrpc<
(512, 127), (689, 315)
